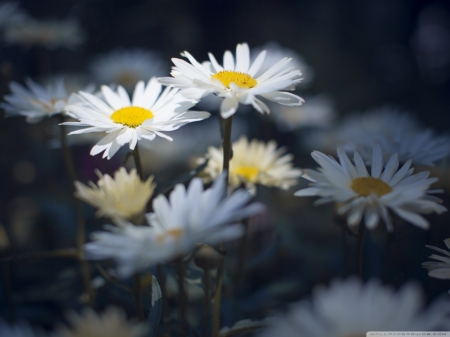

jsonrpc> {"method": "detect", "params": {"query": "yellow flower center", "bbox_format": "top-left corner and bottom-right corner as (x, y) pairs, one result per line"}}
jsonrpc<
(211, 71), (257, 89)
(110, 106), (154, 128)
(233, 166), (259, 181)
(351, 177), (393, 197)
(156, 228), (184, 245)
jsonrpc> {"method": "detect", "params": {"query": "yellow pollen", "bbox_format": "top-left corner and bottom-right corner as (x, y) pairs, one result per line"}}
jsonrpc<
(233, 166), (259, 181)
(211, 71), (257, 89)
(351, 177), (393, 197)
(110, 106), (154, 128)
(156, 228), (184, 245)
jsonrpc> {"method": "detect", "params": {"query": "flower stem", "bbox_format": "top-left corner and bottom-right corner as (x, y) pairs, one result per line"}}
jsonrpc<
(202, 268), (211, 337)
(175, 259), (188, 332)
(157, 264), (169, 324)
(59, 116), (95, 306)
(132, 143), (145, 181)
(133, 273), (145, 320)
(222, 116), (233, 181)
(356, 224), (366, 277)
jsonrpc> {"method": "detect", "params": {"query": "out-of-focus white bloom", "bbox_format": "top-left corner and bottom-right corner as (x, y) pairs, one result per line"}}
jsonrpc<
(0, 319), (41, 337)
(337, 107), (450, 166)
(251, 41), (314, 85)
(75, 168), (155, 225)
(270, 94), (335, 132)
(159, 42), (304, 118)
(258, 278), (450, 337)
(423, 238), (450, 292)
(197, 136), (302, 194)
(295, 145), (446, 231)
(0, 2), (28, 28)
(57, 307), (147, 337)
(90, 49), (166, 91)
(4, 19), (84, 49)
(64, 78), (210, 159)
(85, 174), (265, 278)
(2, 78), (77, 123)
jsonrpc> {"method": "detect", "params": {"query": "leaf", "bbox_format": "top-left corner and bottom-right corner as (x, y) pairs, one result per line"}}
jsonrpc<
(147, 276), (162, 337)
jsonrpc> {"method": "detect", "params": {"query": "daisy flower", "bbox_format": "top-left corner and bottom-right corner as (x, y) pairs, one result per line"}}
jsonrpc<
(90, 49), (166, 91)
(2, 78), (77, 123)
(85, 174), (265, 278)
(197, 136), (302, 194)
(337, 106), (450, 166)
(63, 78), (210, 159)
(4, 18), (84, 49)
(294, 144), (446, 231)
(258, 278), (450, 337)
(422, 238), (450, 292)
(75, 168), (156, 225)
(57, 307), (147, 337)
(158, 42), (304, 118)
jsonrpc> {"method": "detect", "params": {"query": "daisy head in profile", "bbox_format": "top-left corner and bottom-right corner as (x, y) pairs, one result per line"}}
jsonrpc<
(2, 78), (76, 123)
(63, 77), (210, 159)
(294, 144), (446, 231)
(158, 42), (304, 118)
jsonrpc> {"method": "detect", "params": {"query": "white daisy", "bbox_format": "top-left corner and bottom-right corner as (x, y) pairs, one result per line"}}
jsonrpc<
(2, 78), (75, 123)
(158, 42), (304, 118)
(251, 41), (314, 85)
(63, 78), (210, 159)
(85, 174), (265, 278)
(74, 168), (156, 225)
(57, 307), (147, 337)
(337, 106), (450, 166)
(197, 136), (302, 194)
(294, 144), (446, 231)
(90, 49), (166, 91)
(4, 18), (84, 49)
(0, 2), (28, 28)
(269, 93), (335, 132)
(258, 278), (450, 337)
(422, 238), (450, 292)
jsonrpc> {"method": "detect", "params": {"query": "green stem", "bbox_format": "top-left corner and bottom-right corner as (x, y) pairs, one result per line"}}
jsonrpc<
(212, 115), (233, 337)
(157, 264), (169, 324)
(59, 116), (95, 306)
(175, 259), (188, 332)
(202, 268), (211, 337)
(356, 224), (366, 277)
(133, 273), (144, 320)
(96, 263), (132, 293)
(132, 143), (145, 181)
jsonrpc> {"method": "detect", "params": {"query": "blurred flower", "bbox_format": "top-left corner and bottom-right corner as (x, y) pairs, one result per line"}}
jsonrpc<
(0, 319), (42, 337)
(269, 94), (335, 132)
(159, 42), (304, 118)
(90, 49), (166, 91)
(0, 2), (28, 28)
(85, 174), (265, 277)
(251, 41), (314, 85)
(337, 107), (450, 166)
(197, 136), (302, 194)
(57, 307), (147, 337)
(258, 278), (450, 337)
(4, 19), (84, 49)
(64, 78), (210, 159)
(75, 168), (155, 225)
(2, 78), (76, 123)
(295, 145), (446, 230)
(423, 238), (450, 292)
